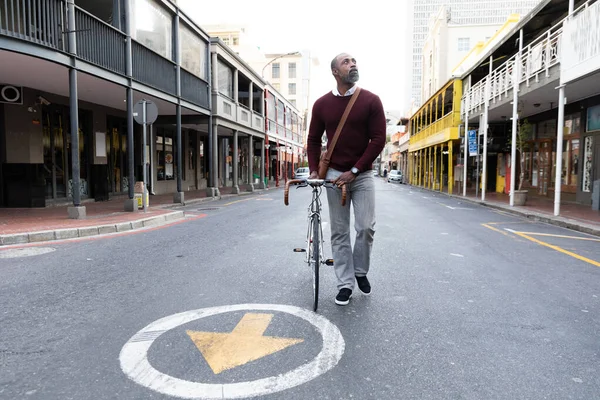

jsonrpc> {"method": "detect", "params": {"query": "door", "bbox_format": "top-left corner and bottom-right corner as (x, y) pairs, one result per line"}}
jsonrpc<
(594, 138), (600, 185)
(537, 140), (552, 195)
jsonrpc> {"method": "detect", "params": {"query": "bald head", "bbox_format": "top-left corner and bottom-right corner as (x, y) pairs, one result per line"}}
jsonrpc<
(331, 53), (351, 71)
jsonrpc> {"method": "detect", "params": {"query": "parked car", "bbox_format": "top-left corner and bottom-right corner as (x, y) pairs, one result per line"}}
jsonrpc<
(387, 169), (403, 183)
(295, 167), (310, 179)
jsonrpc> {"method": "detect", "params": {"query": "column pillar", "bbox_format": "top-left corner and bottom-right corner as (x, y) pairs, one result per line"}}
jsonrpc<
(122, 0), (137, 212)
(448, 141), (454, 194)
(232, 130), (240, 194)
(249, 82), (254, 112)
(433, 146), (437, 190)
(259, 138), (266, 189)
(248, 135), (255, 191)
(66, 0), (85, 218)
(233, 69), (239, 103)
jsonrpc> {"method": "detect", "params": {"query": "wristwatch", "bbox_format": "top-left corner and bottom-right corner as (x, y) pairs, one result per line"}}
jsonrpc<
(350, 167), (360, 176)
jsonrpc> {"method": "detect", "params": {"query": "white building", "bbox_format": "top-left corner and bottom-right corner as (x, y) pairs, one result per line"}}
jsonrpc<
(421, 6), (508, 101)
(411, 0), (541, 107)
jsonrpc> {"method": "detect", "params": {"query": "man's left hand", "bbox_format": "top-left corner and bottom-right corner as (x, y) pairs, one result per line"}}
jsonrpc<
(334, 171), (357, 187)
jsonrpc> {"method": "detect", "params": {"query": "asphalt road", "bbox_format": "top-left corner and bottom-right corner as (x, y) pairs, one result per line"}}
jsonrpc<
(1, 178), (599, 400)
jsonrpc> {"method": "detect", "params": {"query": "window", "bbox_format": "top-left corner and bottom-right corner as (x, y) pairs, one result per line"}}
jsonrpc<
(179, 23), (207, 80)
(272, 63), (280, 79)
(458, 37), (470, 51)
(288, 62), (296, 78)
(131, 0), (173, 59)
(217, 59), (233, 98)
(232, 36), (239, 45)
(273, 83), (280, 91)
(156, 131), (175, 181)
(290, 99), (296, 107)
(288, 83), (296, 95)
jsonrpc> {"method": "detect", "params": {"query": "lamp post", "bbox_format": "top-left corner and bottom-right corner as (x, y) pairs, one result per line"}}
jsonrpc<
(261, 51), (301, 79)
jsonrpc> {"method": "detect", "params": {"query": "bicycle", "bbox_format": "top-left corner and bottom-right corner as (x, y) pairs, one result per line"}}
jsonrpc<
(284, 178), (347, 311)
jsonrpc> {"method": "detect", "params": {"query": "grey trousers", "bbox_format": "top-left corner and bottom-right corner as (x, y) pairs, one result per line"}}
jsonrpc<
(325, 169), (376, 291)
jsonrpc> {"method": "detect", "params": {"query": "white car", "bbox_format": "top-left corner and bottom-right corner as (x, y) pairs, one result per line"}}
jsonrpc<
(387, 170), (403, 183)
(295, 167), (310, 179)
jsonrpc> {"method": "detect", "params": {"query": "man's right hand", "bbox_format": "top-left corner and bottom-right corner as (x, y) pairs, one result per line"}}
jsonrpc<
(309, 171), (319, 179)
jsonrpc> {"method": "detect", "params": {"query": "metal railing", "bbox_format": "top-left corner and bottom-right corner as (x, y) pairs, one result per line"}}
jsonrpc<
(74, 6), (125, 74)
(132, 40), (177, 95)
(409, 112), (456, 145)
(462, 0), (594, 116)
(0, 0), (66, 51)
(180, 68), (208, 108)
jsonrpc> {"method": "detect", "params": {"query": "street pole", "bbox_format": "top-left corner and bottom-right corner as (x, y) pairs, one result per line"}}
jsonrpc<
(142, 100), (147, 212)
(554, 86), (566, 216)
(510, 30), (523, 207)
(463, 94), (469, 197)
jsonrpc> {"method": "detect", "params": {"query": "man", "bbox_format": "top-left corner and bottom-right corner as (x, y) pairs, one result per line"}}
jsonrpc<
(306, 53), (386, 306)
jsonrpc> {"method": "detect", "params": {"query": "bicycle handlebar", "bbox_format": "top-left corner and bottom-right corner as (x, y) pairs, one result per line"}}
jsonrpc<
(284, 179), (347, 207)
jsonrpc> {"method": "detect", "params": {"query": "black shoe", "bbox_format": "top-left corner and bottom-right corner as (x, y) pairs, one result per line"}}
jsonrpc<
(356, 276), (371, 295)
(335, 288), (352, 305)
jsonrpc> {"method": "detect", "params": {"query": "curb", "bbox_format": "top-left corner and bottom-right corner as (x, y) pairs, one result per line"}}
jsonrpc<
(156, 187), (277, 209)
(411, 186), (600, 237)
(0, 211), (185, 246)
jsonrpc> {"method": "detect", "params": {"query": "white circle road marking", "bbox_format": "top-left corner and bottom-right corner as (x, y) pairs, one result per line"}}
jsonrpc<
(0, 247), (56, 258)
(119, 303), (345, 399)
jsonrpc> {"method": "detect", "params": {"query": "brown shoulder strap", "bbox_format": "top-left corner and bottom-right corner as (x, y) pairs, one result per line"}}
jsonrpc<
(325, 87), (361, 159)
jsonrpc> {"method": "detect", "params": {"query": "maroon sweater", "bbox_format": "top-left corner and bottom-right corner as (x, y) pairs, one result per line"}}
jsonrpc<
(307, 89), (386, 174)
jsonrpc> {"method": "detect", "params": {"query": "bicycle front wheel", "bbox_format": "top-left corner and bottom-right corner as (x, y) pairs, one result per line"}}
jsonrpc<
(310, 215), (320, 312)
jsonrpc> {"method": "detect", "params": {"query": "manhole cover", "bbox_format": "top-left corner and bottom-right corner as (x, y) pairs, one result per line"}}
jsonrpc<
(0, 247), (56, 258)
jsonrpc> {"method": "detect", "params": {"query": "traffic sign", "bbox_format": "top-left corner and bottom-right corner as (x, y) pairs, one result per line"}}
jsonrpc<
(119, 304), (345, 399)
(133, 100), (158, 125)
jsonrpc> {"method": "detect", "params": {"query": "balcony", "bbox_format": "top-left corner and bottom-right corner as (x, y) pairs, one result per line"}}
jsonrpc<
(75, 6), (126, 74)
(462, 1), (575, 116)
(409, 112), (459, 151)
(0, 0), (207, 107)
(0, 0), (66, 51)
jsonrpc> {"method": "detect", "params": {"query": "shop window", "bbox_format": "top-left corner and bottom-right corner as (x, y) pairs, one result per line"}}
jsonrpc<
(156, 132), (175, 181)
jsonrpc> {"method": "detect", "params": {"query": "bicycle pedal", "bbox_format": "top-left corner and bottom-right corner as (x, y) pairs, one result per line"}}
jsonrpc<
(293, 248), (306, 253)
(325, 259), (334, 266)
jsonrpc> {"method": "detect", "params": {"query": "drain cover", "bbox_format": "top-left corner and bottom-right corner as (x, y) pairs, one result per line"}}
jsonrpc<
(196, 207), (220, 211)
(0, 247), (56, 258)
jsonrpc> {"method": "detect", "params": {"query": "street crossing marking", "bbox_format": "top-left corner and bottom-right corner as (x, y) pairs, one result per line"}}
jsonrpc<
(119, 304), (344, 399)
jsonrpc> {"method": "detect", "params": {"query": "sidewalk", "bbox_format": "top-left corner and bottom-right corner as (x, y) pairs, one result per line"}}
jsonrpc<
(417, 185), (600, 237)
(0, 184), (273, 246)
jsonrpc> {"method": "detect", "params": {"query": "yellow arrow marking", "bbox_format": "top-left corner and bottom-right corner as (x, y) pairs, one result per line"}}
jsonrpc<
(186, 313), (304, 374)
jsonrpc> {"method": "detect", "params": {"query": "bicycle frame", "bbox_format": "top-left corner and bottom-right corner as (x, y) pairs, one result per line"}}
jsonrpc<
(306, 186), (325, 267)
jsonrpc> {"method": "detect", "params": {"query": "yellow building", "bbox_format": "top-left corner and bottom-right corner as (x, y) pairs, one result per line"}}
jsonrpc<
(408, 79), (462, 194)
(408, 14), (521, 195)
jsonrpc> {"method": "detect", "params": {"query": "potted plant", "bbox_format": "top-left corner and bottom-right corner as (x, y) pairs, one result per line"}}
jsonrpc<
(513, 118), (533, 206)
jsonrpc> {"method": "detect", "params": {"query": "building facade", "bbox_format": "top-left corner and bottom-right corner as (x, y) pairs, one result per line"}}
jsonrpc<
(411, 0), (541, 107)
(411, 0), (600, 214)
(0, 0), (303, 212)
(421, 5), (507, 101)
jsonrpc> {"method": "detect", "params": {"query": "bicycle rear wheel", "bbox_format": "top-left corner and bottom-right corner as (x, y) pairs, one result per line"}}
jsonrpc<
(310, 215), (320, 312)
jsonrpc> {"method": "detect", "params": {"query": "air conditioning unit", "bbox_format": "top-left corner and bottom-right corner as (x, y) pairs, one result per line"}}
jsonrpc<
(0, 85), (23, 105)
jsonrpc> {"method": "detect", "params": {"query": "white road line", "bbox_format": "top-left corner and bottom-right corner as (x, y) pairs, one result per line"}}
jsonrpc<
(450, 253), (464, 258)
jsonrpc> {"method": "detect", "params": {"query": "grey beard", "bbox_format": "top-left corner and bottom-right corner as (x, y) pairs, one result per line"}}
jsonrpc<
(343, 71), (359, 84)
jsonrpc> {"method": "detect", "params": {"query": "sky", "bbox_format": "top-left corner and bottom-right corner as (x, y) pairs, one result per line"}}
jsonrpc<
(178, 0), (413, 116)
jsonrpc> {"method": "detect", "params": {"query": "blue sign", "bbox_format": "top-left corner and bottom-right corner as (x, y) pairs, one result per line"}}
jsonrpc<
(467, 130), (478, 157)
